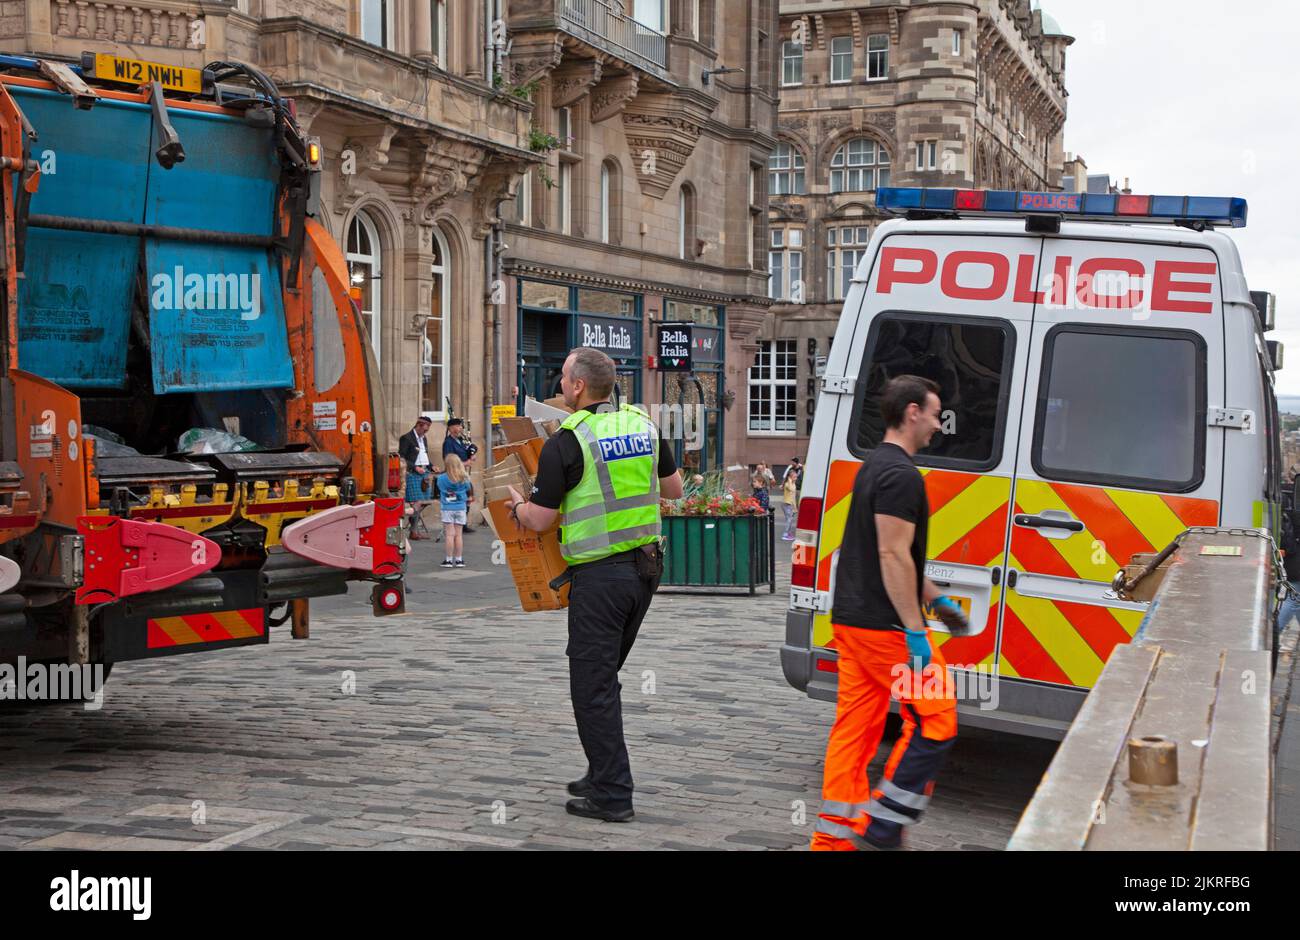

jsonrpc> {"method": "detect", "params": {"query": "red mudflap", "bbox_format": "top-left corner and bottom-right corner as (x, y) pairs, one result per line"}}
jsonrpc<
(281, 498), (405, 576)
(76, 516), (222, 605)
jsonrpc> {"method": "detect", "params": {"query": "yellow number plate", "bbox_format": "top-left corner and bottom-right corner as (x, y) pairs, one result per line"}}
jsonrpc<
(91, 54), (202, 94)
(923, 595), (972, 621)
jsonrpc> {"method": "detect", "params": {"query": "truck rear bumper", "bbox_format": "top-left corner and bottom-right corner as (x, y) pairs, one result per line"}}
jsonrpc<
(100, 552), (359, 662)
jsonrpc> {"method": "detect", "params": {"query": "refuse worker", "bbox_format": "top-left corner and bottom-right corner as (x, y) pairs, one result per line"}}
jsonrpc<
(811, 375), (971, 851)
(506, 347), (683, 822)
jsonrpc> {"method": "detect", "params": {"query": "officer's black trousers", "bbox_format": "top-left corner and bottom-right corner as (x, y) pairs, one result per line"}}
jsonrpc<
(566, 560), (658, 810)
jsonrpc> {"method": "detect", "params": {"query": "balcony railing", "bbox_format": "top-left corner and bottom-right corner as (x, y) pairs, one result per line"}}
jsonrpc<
(559, 0), (667, 74)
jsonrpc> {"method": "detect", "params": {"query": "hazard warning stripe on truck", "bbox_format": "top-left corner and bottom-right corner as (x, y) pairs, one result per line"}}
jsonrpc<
(813, 459), (1218, 690)
(147, 608), (265, 649)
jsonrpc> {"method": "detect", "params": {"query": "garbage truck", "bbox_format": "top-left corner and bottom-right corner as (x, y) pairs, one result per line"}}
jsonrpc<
(0, 52), (407, 699)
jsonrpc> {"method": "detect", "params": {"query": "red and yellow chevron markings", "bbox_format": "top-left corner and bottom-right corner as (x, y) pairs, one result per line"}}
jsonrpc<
(1001, 480), (1217, 687)
(147, 608), (266, 649)
(920, 467), (1008, 669)
(813, 459), (1219, 691)
(814, 460), (1011, 665)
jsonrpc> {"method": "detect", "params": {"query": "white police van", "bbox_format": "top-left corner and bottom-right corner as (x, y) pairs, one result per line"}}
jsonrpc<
(782, 187), (1282, 738)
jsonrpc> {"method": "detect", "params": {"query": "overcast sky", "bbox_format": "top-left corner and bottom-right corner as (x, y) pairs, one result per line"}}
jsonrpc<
(1048, 0), (1300, 393)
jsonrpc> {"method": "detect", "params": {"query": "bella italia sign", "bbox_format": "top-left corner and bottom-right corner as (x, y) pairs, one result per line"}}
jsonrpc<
(657, 322), (693, 372)
(578, 315), (635, 357)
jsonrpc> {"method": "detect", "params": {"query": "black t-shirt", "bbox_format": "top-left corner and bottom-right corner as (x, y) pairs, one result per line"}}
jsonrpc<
(831, 443), (929, 630)
(530, 403), (677, 510)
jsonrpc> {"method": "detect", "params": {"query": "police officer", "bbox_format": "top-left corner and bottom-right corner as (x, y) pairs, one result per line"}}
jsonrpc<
(507, 347), (683, 822)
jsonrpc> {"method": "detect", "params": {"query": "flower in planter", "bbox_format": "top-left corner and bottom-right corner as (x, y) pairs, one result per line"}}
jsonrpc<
(663, 469), (775, 517)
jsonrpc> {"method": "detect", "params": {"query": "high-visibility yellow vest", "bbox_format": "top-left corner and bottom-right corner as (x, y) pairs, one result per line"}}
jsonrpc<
(558, 404), (662, 565)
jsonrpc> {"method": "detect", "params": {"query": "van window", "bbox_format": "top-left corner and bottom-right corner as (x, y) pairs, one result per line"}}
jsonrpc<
(1033, 326), (1205, 492)
(851, 314), (1015, 471)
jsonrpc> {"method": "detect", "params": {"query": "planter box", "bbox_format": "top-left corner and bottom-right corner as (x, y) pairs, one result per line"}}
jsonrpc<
(661, 512), (776, 594)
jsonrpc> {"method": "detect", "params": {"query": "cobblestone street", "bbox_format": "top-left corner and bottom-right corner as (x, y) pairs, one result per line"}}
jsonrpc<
(0, 534), (1057, 851)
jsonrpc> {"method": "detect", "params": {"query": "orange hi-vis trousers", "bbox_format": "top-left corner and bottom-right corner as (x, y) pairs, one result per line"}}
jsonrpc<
(811, 623), (958, 851)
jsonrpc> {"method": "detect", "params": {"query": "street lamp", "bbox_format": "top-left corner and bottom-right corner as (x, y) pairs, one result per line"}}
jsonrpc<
(702, 66), (745, 86)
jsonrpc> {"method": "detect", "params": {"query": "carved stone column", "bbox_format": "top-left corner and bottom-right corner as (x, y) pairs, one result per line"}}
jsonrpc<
(411, 0), (432, 62)
(465, 0), (484, 78)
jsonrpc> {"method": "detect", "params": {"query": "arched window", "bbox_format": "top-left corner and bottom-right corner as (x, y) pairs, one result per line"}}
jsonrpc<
(422, 228), (450, 417)
(600, 163), (610, 243)
(768, 142), (805, 196)
(599, 159), (622, 245)
(678, 184), (696, 260)
(346, 212), (382, 368)
(830, 138), (891, 193)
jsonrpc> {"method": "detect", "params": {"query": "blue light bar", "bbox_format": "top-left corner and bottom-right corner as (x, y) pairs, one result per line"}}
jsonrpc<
(875, 188), (1248, 228)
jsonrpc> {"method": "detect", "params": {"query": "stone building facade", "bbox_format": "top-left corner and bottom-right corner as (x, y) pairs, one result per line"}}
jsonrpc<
(1, 0), (537, 455)
(1, 0), (784, 478)
(501, 0), (779, 476)
(756, 0), (1072, 468)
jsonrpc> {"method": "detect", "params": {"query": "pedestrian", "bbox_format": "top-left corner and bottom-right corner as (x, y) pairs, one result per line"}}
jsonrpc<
(783, 456), (803, 491)
(398, 414), (435, 538)
(442, 417), (479, 531)
(811, 375), (971, 851)
(505, 347), (683, 822)
(437, 454), (472, 568)
(752, 462), (774, 512)
(781, 463), (799, 541)
(442, 416), (476, 465)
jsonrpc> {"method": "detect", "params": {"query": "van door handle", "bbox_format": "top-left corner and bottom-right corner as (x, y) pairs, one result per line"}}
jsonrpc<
(1014, 513), (1084, 533)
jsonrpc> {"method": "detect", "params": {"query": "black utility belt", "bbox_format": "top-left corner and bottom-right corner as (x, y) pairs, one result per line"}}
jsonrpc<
(569, 548), (643, 571)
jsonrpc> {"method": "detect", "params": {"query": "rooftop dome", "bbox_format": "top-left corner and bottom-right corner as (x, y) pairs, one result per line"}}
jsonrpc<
(1040, 10), (1067, 37)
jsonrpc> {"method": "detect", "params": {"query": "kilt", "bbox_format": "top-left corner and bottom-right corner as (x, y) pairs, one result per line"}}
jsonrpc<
(405, 471), (434, 503)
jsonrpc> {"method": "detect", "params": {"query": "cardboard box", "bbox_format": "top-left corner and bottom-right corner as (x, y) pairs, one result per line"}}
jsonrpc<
(492, 437), (544, 476)
(505, 532), (570, 611)
(482, 453), (532, 505)
(487, 496), (569, 611)
(499, 415), (542, 444)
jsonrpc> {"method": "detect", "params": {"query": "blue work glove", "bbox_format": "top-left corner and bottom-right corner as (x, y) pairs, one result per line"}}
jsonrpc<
(932, 595), (971, 635)
(903, 627), (932, 672)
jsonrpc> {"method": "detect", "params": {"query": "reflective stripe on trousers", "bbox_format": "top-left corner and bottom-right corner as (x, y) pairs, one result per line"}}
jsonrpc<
(818, 799), (871, 819)
(813, 817), (874, 850)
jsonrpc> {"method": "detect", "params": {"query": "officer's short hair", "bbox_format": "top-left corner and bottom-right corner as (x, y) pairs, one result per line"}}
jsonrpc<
(881, 375), (940, 429)
(568, 347), (616, 400)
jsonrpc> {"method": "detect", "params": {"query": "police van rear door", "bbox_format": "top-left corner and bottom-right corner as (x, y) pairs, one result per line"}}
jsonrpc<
(815, 225), (1042, 673)
(1001, 232), (1224, 690)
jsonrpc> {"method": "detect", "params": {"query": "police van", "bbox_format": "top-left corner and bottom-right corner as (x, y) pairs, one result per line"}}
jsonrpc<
(781, 188), (1283, 738)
